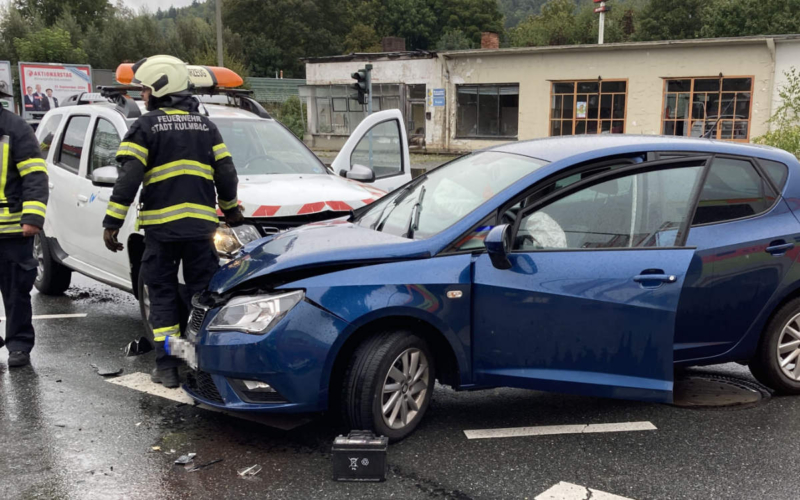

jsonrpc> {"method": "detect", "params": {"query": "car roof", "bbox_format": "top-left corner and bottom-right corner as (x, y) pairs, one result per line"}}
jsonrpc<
(489, 135), (799, 166)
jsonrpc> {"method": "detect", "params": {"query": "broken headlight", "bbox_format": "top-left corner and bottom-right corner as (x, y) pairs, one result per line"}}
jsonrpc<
(214, 224), (261, 257)
(207, 290), (304, 334)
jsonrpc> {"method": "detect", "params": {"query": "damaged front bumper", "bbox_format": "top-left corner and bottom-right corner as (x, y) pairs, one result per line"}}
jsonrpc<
(179, 298), (351, 414)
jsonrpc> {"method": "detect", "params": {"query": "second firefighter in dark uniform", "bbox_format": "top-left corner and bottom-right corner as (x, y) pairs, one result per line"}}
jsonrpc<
(102, 55), (241, 387)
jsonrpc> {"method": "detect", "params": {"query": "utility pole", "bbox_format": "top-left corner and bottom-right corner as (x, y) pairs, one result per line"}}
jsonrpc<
(216, 0), (224, 66)
(594, 0), (609, 45)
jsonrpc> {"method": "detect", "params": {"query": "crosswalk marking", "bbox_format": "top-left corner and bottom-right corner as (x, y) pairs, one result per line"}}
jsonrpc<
(463, 421), (657, 440)
(536, 482), (635, 500)
(0, 313), (88, 320)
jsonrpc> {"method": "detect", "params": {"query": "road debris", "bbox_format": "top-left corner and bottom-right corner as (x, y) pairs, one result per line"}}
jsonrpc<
(151, 446), (161, 452)
(90, 363), (123, 377)
(237, 464), (262, 477)
(124, 337), (153, 357)
(186, 459), (223, 472)
(174, 453), (196, 465)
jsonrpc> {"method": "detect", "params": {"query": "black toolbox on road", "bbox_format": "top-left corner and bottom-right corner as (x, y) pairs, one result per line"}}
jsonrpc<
(332, 431), (388, 482)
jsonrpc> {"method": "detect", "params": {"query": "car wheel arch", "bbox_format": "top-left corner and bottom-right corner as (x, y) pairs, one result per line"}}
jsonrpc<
(324, 315), (461, 411)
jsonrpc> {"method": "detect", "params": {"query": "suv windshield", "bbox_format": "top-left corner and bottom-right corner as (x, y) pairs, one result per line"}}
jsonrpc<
(355, 151), (548, 240)
(212, 118), (327, 176)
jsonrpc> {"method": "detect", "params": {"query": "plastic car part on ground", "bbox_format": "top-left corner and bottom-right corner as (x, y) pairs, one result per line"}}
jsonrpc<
(237, 464), (262, 477)
(174, 453), (196, 465)
(186, 458), (223, 472)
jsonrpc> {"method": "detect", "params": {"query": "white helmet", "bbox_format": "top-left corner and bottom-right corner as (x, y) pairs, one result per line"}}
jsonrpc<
(131, 55), (190, 98)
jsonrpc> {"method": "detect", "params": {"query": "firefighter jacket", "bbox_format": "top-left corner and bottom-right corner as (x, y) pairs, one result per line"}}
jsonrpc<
(102, 97), (239, 241)
(0, 107), (48, 238)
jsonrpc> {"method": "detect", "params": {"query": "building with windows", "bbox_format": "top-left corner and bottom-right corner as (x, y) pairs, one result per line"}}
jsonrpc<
(302, 34), (800, 154)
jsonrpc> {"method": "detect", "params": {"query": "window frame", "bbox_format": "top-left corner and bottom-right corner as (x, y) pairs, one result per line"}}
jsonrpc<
(349, 118), (406, 180)
(87, 116), (122, 178)
(549, 79), (628, 137)
(56, 114), (91, 175)
(455, 83), (520, 140)
(659, 76), (755, 142)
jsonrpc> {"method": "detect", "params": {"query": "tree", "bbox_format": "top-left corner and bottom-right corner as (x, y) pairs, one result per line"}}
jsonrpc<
(436, 28), (473, 50)
(498, 0), (550, 28)
(509, 0), (581, 46)
(700, 0), (800, 38)
(433, 0), (505, 47)
(634, 0), (704, 41)
(13, 0), (110, 30)
(13, 26), (88, 63)
(344, 24), (382, 53)
(754, 68), (800, 158)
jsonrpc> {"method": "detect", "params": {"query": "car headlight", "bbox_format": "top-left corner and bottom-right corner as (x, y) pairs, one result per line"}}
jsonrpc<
(208, 290), (304, 334)
(214, 224), (261, 256)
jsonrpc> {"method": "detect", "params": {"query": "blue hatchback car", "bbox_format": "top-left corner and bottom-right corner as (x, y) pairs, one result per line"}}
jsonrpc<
(179, 135), (800, 440)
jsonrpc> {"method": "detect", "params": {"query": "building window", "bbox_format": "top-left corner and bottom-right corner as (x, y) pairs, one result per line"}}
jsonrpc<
(550, 80), (627, 136)
(311, 84), (401, 135)
(661, 77), (753, 141)
(456, 85), (519, 138)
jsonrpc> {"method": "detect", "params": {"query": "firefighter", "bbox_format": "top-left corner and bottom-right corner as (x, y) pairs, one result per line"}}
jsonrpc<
(0, 80), (48, 368)
(102, 55), (242, 388)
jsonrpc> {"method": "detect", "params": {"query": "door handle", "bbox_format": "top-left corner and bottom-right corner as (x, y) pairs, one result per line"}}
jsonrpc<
(77, 194), (89, 203)
(766, 241), (794, 255)
(633, 274), (677, 286)
(48, 182), (54, 190)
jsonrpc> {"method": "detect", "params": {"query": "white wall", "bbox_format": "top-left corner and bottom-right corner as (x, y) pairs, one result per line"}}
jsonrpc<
(772, 41), (800, 130)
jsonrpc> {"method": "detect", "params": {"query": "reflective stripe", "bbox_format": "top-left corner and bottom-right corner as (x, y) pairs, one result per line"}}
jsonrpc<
(143, 160), (213, 186)
(105, 201), (130, 220)
(0, 224), (22, 234)
(22, 201), (46, 218)
(0, 136), (9, 202)
(213, 143), (231, 161)
(152, 324), (181, 342)
(0, 211), (22, 222)
(219, 197), (238, 210)
(139, 202), (218, 226)
(163, 109), (188, 115)
(117, 142), (148, 165)
(17, 158), (47, 177)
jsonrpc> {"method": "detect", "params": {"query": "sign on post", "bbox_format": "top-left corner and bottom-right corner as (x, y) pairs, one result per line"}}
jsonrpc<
(0, 61), (15, 113)
(19, 62), (92, 120)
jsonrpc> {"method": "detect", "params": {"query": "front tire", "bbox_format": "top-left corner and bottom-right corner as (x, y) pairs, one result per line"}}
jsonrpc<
(750, 298), (800, 394)
(33, 232), (71, 295)
(341, 330), (435, 442)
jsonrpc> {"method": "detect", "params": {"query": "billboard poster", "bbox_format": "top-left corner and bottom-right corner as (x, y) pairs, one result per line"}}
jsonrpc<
(0, 61), (14, 113)
(19, 62), (92, 120)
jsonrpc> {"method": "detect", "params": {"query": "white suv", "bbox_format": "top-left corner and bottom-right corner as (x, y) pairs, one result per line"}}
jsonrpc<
(33, 91), (411, 331)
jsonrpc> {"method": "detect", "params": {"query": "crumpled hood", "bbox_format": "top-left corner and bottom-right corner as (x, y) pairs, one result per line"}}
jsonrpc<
(208, 221), (429, 293)
(236, 174), (386, 218)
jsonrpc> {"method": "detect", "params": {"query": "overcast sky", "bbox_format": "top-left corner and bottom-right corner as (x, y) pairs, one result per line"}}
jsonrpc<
(121, 0), (197, 13)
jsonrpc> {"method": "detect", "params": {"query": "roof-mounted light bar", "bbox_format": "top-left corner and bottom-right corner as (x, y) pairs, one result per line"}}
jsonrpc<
(115, 63), (244, 89)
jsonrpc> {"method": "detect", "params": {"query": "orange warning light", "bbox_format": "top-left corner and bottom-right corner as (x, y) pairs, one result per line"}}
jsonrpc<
(115, 63), (243, 88)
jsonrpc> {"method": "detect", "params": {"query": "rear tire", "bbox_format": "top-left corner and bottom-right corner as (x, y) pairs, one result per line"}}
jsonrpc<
(33, 232), (71, 295)
(341, 330), (435, 442)
(749, 297), (800, 394)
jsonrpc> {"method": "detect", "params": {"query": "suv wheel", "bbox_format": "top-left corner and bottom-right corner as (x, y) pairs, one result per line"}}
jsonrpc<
(342, 330), (435, 442)
(33, 232), (71, 295)
(137, 271), (154, 342)
(750, 298), (800, 394)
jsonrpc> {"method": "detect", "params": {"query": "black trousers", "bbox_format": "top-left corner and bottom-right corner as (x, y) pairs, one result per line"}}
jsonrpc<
(0, 237), (37, 353)
(141, 237), (219, 370)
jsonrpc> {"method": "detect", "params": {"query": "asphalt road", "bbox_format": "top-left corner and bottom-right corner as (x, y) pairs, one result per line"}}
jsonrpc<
(2, 274), (799, 500)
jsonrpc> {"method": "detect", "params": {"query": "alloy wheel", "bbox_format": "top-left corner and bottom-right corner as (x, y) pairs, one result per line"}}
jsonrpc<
(381, 348), (430, 430)
(777, 312), (800, 380)
(33, 234), (44, 283)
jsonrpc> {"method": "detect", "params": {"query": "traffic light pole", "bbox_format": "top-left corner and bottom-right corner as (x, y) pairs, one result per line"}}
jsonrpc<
(366, 64), (373, 169)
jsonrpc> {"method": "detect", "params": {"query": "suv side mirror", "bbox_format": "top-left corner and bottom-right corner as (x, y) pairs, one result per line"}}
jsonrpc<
(340, 164), (375, 183)
(485, 224), (512, 270)
(91, 165), (119, 187)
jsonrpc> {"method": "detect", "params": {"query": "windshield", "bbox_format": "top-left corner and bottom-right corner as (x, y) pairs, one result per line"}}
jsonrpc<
(355, 151), (548, 239)
(212, 118), (327, 175)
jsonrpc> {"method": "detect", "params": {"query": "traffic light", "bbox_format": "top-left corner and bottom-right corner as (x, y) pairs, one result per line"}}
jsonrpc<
(350, 67), (370, 105)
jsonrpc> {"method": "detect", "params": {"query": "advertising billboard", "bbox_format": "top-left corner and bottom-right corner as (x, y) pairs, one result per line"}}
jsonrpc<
(0, 61), (14, 113)
(19, 62), (92, 120)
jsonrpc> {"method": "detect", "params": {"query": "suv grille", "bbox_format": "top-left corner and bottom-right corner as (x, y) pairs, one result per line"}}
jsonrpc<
(187, 308), (207, 334)
(186, 370), (223, 404)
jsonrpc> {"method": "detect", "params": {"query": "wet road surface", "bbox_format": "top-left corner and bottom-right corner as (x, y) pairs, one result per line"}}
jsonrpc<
(2, 275), (800, 499)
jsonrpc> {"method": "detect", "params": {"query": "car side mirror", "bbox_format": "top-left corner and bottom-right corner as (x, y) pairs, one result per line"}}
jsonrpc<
(91, 165), (119, 187)
(340, 164), (375, 183)
(485, 224), (512, 270)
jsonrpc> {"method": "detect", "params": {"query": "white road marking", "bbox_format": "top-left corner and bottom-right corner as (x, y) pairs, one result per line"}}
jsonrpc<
(536, 482), (635, 500)
(0, 313), (88, 320)
(463, 421), (657, 440)
(106, 372), (310, 431)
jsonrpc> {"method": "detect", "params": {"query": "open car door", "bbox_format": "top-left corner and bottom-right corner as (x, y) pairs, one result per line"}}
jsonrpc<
(331, 109), (412, 194)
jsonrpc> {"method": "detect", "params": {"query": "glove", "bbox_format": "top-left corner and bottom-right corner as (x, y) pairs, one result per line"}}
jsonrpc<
(104, 228), (124, 252)
(224, 206), (244, 227)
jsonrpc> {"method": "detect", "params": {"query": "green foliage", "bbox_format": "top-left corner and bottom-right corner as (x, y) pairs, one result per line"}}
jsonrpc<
(275, 95), (307, 139)
(700, 0), (800, 38)
(13, 26), (88, 63)
(498, 0), (551, 28)
(344, 24), (383, 53)
(634, 0), (705, 41)
(433, 0), (505, 47)
(754, 68), (800, 158)
(436, 29), (474, 50)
